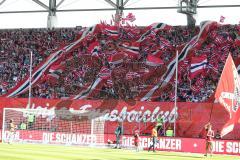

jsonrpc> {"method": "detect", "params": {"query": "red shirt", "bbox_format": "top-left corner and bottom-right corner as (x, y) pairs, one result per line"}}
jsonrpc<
(134, 130), (140, 143)
(206, 130), (214, 141)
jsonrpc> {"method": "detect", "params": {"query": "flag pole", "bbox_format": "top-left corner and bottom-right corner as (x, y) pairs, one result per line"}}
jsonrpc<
(27, 50), (33, 109)
(174, 50), (178, 137)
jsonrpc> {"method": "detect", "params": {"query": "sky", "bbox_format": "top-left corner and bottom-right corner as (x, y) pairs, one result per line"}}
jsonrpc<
(0, 0), (239, 28)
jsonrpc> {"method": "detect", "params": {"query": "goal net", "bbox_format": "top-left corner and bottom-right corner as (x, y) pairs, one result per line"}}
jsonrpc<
(1, 108), (105, 146)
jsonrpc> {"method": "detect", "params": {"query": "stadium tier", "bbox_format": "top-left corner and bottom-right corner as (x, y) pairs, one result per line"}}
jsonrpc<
(0, 21), (240, 153)
(0, 21), (239, 102)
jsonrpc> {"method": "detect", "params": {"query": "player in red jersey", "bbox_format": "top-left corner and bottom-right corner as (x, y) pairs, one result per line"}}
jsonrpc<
(204, 123), (214, 157)
(134, 129), (140, 152)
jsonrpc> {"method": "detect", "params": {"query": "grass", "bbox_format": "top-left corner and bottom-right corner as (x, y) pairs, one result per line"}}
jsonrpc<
(0, 143), (239, 160)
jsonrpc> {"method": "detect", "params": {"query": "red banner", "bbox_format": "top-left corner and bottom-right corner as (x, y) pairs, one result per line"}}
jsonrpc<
(215, 54), (240, 137)
(1, 130), (240, 155)
(0, 98), (240, 139)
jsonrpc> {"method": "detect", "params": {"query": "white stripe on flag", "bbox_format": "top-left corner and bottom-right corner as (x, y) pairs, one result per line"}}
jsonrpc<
(73, 78), (102, 99)
(221, 124), (234, 137)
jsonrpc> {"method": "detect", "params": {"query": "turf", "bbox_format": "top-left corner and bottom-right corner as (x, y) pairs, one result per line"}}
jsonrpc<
(0, 143), (239, 160)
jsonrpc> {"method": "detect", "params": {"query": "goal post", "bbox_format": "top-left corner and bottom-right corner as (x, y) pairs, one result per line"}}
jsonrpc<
(1, 108), (105, 146)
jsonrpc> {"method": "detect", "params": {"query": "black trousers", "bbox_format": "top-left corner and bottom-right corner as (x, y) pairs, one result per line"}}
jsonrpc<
(148, 136), (157, 151)
(115, 135), (121, 148)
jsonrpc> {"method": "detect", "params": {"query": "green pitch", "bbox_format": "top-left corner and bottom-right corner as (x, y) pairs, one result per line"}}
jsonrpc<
(0, 143), (239, 160)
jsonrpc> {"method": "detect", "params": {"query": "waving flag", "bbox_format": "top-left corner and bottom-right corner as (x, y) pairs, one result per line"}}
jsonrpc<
(103, 25), (119, 40)
(4, 21), (237, 103)
(190, 54), (207, 79)
(138, 23), (172, 42)
(215, 54), (240, 137)
(49, 62), (66, 74)
(140, 21), (214, 101)
(73, 66), (111, 100)
(119, 41), (140, 59)
(124, 13), (136, 22)
(146, 54), (164, 66)
(108, 53), (125, 65)
(5, 25), (99, 97)
(88, 41), (101, 57)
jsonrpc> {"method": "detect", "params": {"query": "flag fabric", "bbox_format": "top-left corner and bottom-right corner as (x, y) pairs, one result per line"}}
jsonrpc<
(108, 53), (125, 65)
(103, 25), (119, 40)
(3, 21), (239, 104)
(146, 54), (164, 66)
(88, 41), (101, 57)
(5, 25), (98, 97)
(215, 54), (240, 137)
(124, 13), (136, 22)
(237, 65), (240, 75)
(190, 54), (207, 79)
(140, 21), (213, 101)
(151, 50), (163, 57)
(49, 62), (66, 74)
(138, 23), (171, 42)
(73, 66), (111, 100)
(119, 41), (140, 59)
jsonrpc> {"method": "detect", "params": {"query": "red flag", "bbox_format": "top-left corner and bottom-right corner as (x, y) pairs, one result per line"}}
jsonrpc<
(49, 62), (66, 74)
(88, 41), (101, 57)
(108, 53), (125, 65)
(125, 13), (136, 22)
(101, 25), (119, 40)
(215, 54), (240, 137)
(146, 54), (164, 66)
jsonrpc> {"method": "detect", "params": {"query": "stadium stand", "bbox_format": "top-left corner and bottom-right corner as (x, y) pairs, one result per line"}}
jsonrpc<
(0, 22), (240, 102)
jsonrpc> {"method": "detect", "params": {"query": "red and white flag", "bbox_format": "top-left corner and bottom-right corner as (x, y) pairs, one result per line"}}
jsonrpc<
(215, 54), (240, 137)
(102, 25), (119, 40)
(190, 54), (207, 79)
(220, 16), (225, 23)
(88, 41), (101, 57)
(108, 53), (125, 65)
(120, 41), (140, 59)
(124, 13), (136, 22)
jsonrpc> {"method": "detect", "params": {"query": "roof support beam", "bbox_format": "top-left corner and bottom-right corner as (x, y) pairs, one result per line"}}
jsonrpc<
(0, 0), (6, 6)
(48, 0), (57, 29)
(104, 0), (117, 8)
(115, 0), (124, 25)
(32, 0), (49, 10)
(0, 4), (240, 14)
(123, 0), (130, 6)
(56, 0), (65, 8)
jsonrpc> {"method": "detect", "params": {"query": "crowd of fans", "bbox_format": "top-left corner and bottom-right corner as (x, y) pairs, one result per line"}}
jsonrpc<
(0, 23), (240, 102)
(0, 28), (80, 95)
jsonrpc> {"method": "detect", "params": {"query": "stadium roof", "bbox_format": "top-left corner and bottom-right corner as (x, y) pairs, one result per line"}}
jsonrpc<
(0, 0), (240, 28)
